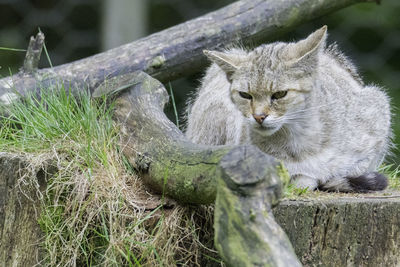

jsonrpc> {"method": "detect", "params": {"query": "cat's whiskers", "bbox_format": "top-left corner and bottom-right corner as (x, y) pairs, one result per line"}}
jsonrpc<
(250, 101), (341, 126)
(286, 101), (340, 117)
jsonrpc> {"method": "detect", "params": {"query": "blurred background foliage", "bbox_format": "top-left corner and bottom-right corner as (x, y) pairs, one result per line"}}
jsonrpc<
(0, 0), (399, 162)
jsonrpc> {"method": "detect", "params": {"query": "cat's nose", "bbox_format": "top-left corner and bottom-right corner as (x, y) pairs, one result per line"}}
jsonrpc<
(253, 113), (267, 125)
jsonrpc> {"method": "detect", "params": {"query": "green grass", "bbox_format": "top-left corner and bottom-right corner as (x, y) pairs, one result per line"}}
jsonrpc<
(0, 46), (27, 52)
(379, 164), (400, 190)
(168, 82), (180, 129)
(0, 87), (116, 159)
(278, 162), (310, 198)
(0, 86), (217, 266)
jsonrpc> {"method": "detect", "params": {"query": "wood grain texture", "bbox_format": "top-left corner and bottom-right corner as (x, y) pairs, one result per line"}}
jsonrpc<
(273, 195), (400, 266)
(0, 153), (46, 266)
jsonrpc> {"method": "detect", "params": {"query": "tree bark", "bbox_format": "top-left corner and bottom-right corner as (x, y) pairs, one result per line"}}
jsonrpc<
(0, 153), (53, 266)
(0, 0), (376, 105)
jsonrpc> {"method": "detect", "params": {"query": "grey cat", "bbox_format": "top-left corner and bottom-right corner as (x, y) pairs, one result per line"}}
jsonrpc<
(185, 26), (391, 192)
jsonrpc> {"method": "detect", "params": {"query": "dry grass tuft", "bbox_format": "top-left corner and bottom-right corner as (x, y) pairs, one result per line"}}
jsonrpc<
(38, 152), (218, 266)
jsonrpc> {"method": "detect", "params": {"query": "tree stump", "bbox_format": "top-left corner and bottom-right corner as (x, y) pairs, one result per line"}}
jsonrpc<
(0, 153), (52, 266)
(273, 193), (400, 266)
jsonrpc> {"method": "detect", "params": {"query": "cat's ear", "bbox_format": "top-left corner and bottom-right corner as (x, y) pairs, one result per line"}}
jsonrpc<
(203, 50), (245, 80)
(287, 25), (327, 65)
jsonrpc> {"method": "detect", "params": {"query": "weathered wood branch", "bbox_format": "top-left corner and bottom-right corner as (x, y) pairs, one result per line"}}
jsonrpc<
(100, 71), (301, 264)
(21, 32), (45, 73)
(215, 147), (301, 266)
(100, 71), (232, 204)
(0, 0), (376, 104)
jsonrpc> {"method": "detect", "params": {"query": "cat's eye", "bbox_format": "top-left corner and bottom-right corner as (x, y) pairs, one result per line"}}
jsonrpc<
(238, 91), (253, 100)
(271, 91), (288, 100)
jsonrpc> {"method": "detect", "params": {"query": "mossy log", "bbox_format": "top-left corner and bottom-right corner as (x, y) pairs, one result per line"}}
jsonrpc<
(95, 71), (301, 265)
(98, 71), (232, 204)
(0, 0), (378, 104)
(215, 147), (301, 266)
(273, 194), (400, 266)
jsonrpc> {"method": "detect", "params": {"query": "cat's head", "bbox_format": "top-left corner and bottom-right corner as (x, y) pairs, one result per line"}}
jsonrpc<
(204, 26), (327, 136)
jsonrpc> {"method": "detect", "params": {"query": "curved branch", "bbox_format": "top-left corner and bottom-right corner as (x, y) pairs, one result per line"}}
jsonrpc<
(101, 71), (232, 203)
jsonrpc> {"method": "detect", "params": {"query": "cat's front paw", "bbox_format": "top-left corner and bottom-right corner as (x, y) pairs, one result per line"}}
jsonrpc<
(292, 175), (318, 191)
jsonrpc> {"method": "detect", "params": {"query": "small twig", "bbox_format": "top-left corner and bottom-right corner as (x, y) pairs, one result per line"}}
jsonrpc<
(21, 32), (45, 73)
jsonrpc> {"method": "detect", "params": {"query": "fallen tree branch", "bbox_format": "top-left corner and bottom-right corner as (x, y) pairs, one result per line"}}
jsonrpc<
(97, 71), (233, 204)
(0, 0), (376, 104)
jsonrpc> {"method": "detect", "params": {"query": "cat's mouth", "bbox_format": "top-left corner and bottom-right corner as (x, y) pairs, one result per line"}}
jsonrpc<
(252, 124), (281, 136)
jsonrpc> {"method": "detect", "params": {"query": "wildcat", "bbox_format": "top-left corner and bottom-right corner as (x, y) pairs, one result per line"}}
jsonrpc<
(185, 26), (391, 192)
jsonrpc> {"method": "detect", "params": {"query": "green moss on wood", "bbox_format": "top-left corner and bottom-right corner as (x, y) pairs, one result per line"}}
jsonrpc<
(215, 177), (274, 267)
(150, 55), (166, 69)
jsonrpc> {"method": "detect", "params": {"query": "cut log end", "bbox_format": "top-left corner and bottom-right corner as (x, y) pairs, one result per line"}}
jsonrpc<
(219, 145), (282, 205)
(273, 193), (400, 266)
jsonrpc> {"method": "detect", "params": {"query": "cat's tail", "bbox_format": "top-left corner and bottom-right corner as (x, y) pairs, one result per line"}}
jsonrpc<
(321, 172), (388, 192)
(346, 172), (388, 192)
